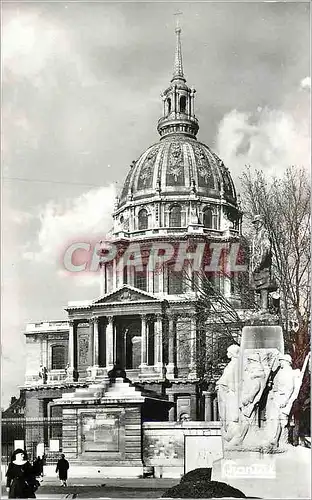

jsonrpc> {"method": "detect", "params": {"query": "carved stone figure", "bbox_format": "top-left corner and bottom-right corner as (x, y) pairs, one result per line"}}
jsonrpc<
(216, 344), (240, 442)
(266, 354), (302, 448)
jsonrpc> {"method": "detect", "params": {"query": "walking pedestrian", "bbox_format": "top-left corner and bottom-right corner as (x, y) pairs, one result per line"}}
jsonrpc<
(6, 449), (39, 498)
(55, 454), (69, 487)
(32, 457), (43, 478)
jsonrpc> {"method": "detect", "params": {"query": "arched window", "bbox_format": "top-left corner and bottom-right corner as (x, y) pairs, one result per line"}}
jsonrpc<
(203, 207), (213, 228)
(138, 208), (148, 230)
(180, 95), (187, 113)
(167, 98), (171, 114)
(169, 205), (182, 227)
(51, 345), (66, 370)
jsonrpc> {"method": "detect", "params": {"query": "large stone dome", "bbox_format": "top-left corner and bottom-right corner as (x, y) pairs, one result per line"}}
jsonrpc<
(119, 135), (236, 207)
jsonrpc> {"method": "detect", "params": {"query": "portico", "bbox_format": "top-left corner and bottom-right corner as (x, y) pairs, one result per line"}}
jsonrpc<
(66, 285), (168, 382)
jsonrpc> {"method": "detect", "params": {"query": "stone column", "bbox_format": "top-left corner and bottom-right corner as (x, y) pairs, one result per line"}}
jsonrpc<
(140, 314), (148, 368)
(93, 317), (99, 366)
(42, 337), (48, 369)
(213, 396), (219, 421)
(106, 316), (114, 369)
(188, 315), (197, 379)
(158, 255), (164, 294)
(190, 90), (195, 116)
(154, 314), (163, 368)
(168, 394), (175, 422)
(148, 254), (154, 293)
(203, 391), (213, 422)
(166, 315), (176, 379)
(67, 320), (75, 380)
(112, 258), (117, 290)
(173, 85), (177, 115)
(99, 262), (105, 296)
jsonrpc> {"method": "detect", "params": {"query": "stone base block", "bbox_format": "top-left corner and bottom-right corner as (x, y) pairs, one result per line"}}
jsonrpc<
(43, 464), (143, 478)
(166, 363), (176, 380)
(212, 446), (311, 499)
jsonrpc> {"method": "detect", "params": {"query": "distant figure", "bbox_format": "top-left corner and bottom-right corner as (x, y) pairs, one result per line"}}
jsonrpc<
(108, 360), (129, 381)
(33, 456), (43, 478)
(39, 365), (47, 384)
(6, 449), (39, 498)
(179, 413), (190, 422)
(73, 368), (79, 382)
(56, 454), (69, 487)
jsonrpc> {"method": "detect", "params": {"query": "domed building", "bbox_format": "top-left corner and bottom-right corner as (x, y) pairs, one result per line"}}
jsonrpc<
(22, 28), (243, 425)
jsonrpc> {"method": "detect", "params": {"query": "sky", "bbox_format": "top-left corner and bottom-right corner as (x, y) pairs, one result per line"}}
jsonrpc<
(1, 0), (310, 408)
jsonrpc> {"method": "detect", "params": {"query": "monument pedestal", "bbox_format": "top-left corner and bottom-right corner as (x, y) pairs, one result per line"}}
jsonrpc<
(212, 447), (311, 499)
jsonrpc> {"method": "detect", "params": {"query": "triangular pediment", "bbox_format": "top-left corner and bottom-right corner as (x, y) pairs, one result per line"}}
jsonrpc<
(93, 285), (160, 305)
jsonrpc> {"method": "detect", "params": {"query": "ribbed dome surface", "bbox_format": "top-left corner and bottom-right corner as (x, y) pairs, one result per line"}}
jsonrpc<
(119, 135), (236, 207)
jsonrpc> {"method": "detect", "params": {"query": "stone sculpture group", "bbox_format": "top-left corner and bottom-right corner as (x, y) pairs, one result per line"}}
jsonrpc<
(217, 344), (308, 452)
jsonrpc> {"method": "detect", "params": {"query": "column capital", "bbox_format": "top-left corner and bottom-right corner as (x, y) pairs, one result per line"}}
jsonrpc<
(90, 316), (99, 324)
(68, 319), (75, 327)
(107, 315), (114, 324)
(167, 312), (178, 323)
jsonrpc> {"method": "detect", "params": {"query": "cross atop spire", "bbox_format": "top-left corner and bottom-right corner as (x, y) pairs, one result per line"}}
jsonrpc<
(172, 11), (185, 81)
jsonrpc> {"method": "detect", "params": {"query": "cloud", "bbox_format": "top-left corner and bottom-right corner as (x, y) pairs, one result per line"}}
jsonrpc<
(23, 185), (116, 266)
(2, 10), (97, 88)
(216, 105), (310, 181)
(300, 76), (311, 90)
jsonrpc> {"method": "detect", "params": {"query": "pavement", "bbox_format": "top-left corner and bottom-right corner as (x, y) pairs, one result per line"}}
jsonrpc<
(1, 477), (178, 499)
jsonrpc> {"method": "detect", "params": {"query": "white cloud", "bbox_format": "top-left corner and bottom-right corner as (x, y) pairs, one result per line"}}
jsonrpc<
(216, 106), (310, 180)
(300, 76), (311, 90)
(2, 11), (97, 87)
(23, 185), (116, 265)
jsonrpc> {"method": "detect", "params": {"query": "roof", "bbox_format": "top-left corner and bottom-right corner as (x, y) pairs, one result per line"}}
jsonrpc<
(119, 136), (236, 207)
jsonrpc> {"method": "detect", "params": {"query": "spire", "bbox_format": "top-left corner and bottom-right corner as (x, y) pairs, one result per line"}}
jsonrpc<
(172, 26), (185, 81)
(157, 22), (199, 139)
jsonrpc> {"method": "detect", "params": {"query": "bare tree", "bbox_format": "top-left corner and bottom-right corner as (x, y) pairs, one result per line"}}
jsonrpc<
(176, 267), (253, 384)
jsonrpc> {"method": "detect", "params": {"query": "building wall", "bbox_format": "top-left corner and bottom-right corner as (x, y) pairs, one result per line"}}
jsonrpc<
(143, 421), (221, 477)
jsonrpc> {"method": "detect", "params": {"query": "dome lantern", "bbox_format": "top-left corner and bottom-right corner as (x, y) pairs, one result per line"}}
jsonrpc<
(157, 27), (199, 139)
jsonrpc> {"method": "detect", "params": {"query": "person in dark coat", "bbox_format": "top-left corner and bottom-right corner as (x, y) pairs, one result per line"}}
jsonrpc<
(6, 449), (39, 499)
(55, 454), (69, 486)
(32, 457), (43, 478)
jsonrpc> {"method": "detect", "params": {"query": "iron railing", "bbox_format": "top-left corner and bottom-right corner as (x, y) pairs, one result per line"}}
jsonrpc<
(1, 417), (63, 466)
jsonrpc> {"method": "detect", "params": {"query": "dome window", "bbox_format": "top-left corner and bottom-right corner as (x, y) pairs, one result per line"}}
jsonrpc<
(169, 204), (182, 227)
(180, 95), (187, 113)
(203, 207), (213, 228)
(138, 208), (148, 230)
(167, 98), (171, 115)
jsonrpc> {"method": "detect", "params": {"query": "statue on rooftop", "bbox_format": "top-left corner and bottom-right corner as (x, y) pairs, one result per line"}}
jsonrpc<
(251, 214), (277, 309)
